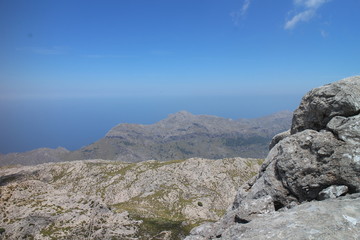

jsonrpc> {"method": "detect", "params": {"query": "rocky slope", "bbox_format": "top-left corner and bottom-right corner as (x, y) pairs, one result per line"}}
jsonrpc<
(0, 111), (291, 166)
(0, 157), (262, 240)
(0, 147), (69, 166)
(186, 76), (360, 239)
(65, 111), (291, 162)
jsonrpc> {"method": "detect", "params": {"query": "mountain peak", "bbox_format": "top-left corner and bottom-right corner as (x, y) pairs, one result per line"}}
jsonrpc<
(168, 110), (194, 118)
(1, 110), (293, 165)
(161, 111), (196, 124)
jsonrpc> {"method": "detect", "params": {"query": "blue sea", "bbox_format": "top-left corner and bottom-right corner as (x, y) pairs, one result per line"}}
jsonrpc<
(0, 95), (301, 153)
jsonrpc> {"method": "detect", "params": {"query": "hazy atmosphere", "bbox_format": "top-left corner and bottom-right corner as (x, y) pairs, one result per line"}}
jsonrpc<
(1, 0), (359, 153)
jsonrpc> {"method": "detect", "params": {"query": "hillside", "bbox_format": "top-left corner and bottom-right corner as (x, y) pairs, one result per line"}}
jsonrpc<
(0, 157), (262, 239)
(0, 111), (291, 166)
(65, 111), (291, 163)
(0, 147), (69, 166)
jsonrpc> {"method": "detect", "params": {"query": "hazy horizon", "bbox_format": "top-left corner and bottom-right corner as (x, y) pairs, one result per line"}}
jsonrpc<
(1, 0), (359, 153)
(0, 95), (299, 154)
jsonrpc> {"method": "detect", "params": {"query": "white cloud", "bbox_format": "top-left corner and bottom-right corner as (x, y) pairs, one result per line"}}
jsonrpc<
(296, 0), (330, 8)
(230, 0), (252, 26)
(284, 9), (315, 30)
(241, 0), (251, 15)
(285, 0), (331, 30)
(320, 29), (328, 37)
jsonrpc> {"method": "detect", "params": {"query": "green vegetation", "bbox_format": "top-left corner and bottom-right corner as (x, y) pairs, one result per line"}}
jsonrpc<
(51, 167), (70, 182)
(104, 163), (137, 177)
(142, 159), (186, 169)
(23, 234), (35, 240)
(257, 158), (265, 165)
(131, 215), (196, 240)
(245, 158), (264, 168)
(224, 136), (270, 147)
(111, 182), (222, 239)
(1, 156), (264, 239)
(40, 223), (72, 240)
(40, 223), (58, 239)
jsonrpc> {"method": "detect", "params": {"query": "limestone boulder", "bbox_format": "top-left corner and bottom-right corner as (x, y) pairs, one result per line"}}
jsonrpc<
(291, 76), (360, 134)
(186, 76), (360, 240)
(220, 194), (360, 240)
(268, 130), (290, 150)
(275, 129), (360, 202)
(327, 114), (360, 144)
(317, 185), (348, 200)
(232, 127), (360, 211)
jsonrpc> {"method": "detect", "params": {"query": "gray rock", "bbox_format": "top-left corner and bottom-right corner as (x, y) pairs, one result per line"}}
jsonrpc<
(220, 195), (360, 240)
(327, 114), (360, 144)
(186, 76), (360, 240)
(189, 195), (360, 240)
(291, 76), (360, 134)
(268, 130), (290, 150)
(209, 195), (276, 238)
(275, 129), (359, 202)
(189, 222), (217, 237)
(230, 127), (360, 215)
(0, 157), (262, 240)
(317, 185), (348, 200)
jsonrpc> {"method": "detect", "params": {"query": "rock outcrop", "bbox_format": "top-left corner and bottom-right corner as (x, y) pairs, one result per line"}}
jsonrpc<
(186, 76), (360, 239)
(291, 76), (360, 133)
(0, 157), (262, 240)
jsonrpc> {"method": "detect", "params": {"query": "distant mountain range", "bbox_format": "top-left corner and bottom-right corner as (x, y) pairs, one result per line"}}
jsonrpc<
(0, 147), (69, 166)
(0, 110), (292, 166)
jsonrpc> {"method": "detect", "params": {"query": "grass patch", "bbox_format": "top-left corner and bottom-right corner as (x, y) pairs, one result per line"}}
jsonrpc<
(51, 167), (70, 182)
(130, 215), (196, 240)
(40, 223), (58, 239)
(257, 158), (265, 165)
(105, 163), (137, 177)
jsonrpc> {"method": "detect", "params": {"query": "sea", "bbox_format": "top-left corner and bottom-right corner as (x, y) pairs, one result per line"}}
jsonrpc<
(0, 95), (301, 154)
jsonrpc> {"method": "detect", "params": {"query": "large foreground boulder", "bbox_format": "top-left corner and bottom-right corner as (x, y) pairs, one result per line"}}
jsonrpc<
(219, 194), (360, 240)
(291, 76), (360, 133)
(186, 76), (360, 240)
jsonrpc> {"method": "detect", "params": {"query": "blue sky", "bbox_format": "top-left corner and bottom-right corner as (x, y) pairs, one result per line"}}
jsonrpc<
(1, 0), (359, 99)
(0, 0), (360, 153)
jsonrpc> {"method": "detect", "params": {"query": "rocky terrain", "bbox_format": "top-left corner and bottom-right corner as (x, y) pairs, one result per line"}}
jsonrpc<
(0, 111), (291, 166)
(186, 76), (360, 239)
(3, 76), (359, 239)
(0, 147), (70, 166)
(0, 157), (262, 239)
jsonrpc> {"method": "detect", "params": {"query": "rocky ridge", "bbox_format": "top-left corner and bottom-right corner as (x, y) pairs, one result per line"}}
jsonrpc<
(0, 111), (291, 166)
(66, 111), (291, 163)
(186, 76), (360, 239)
(0, 157), (262, 239)
(0, 147), (69, 166)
